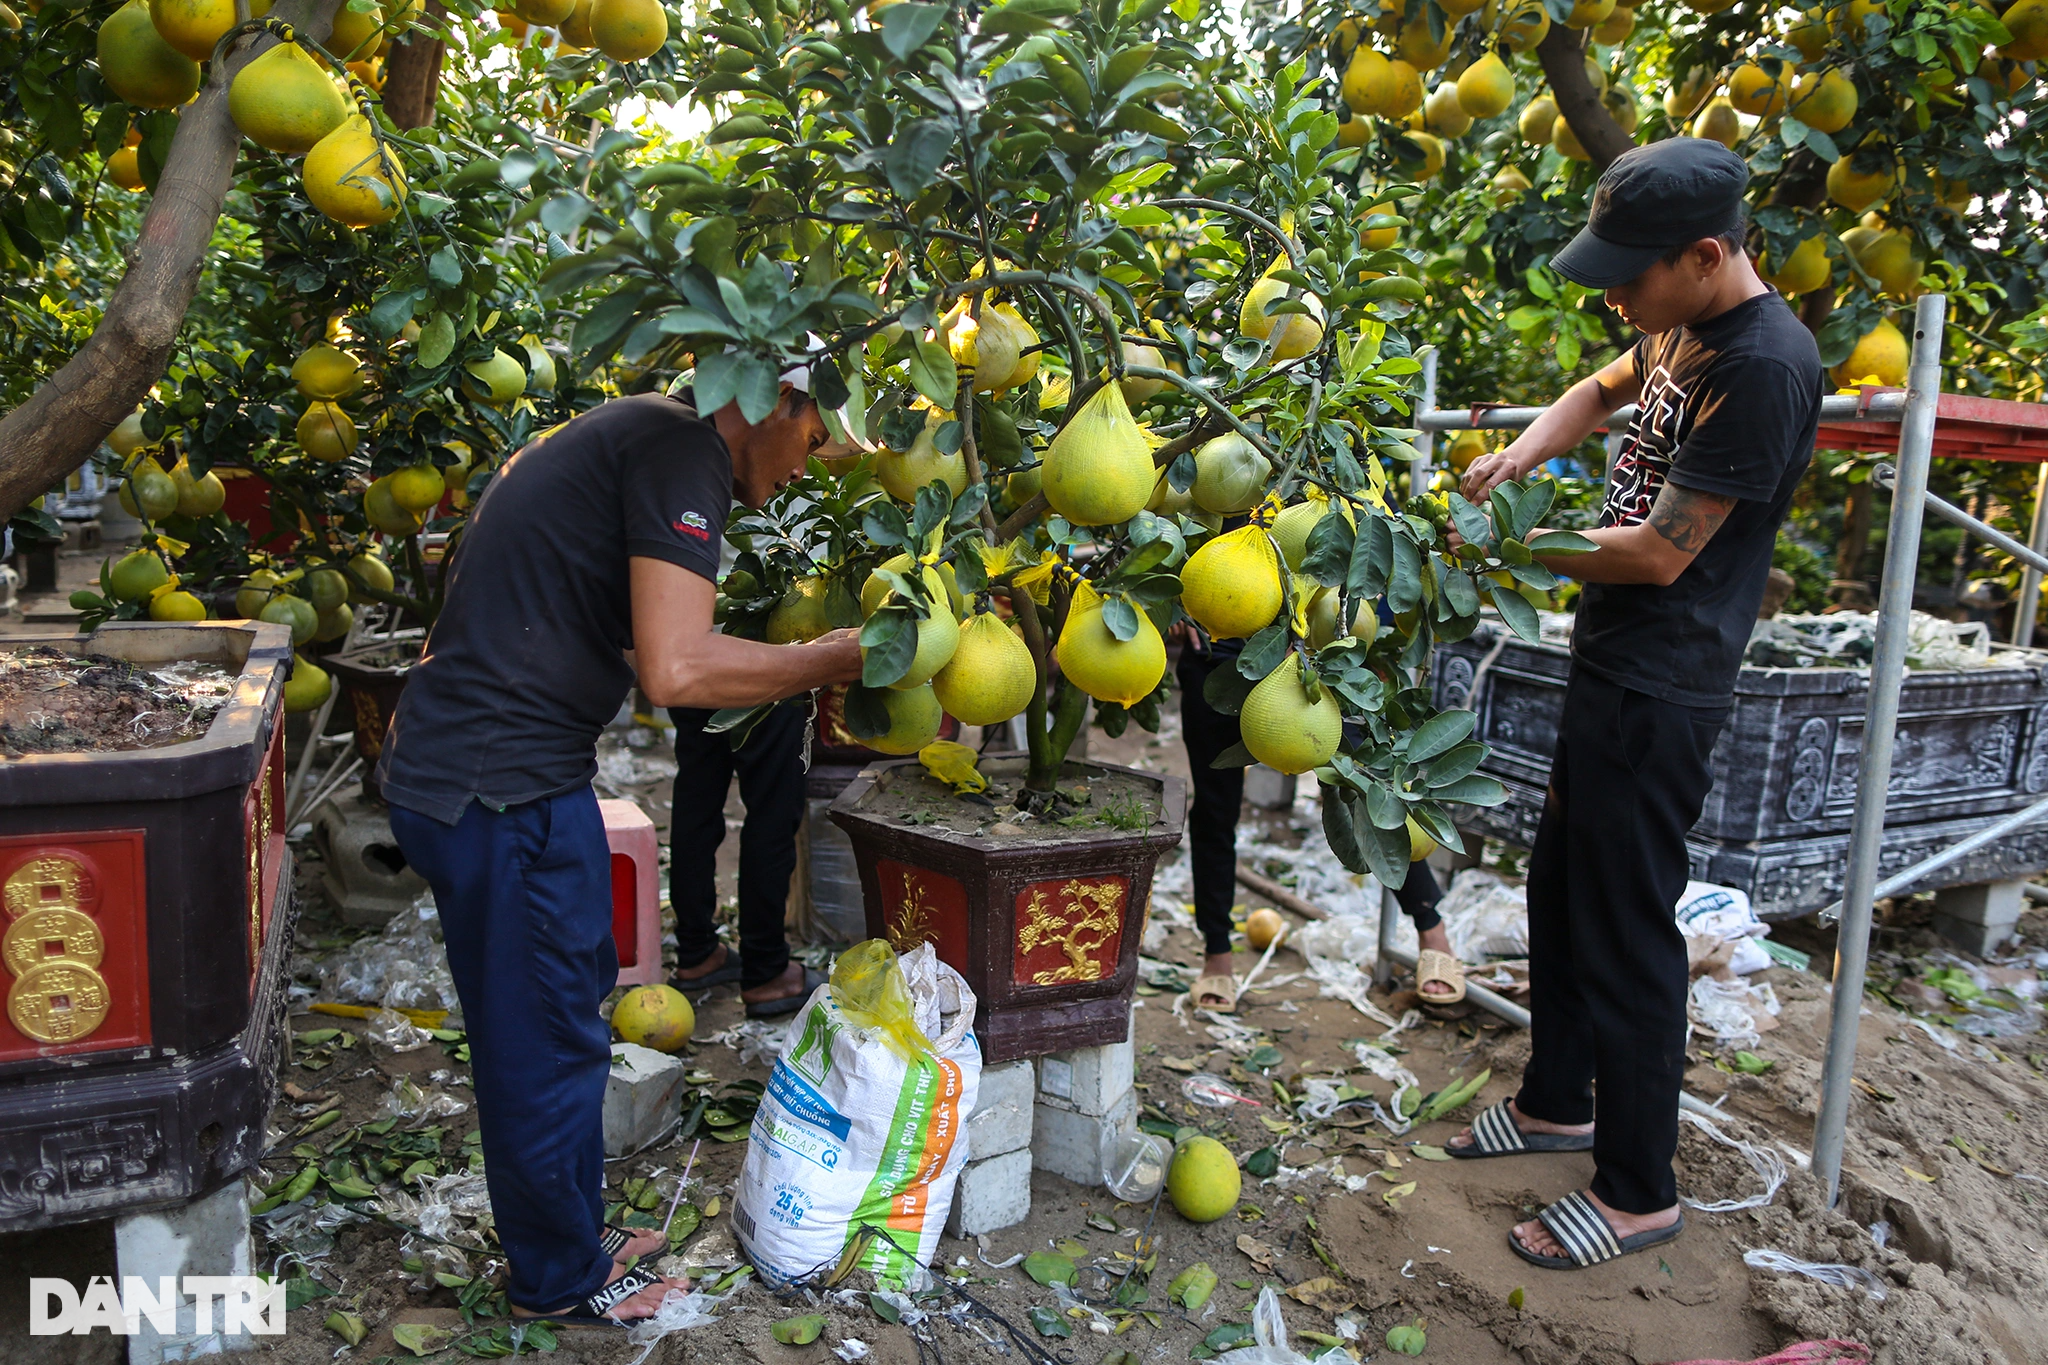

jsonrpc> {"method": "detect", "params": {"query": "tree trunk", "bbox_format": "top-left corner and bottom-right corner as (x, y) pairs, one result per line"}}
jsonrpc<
(1537, 24), (1632, 170)
(1835, 476), (1873, 586)
(381, 0), (447, 130)
(0, 0), (342, 520)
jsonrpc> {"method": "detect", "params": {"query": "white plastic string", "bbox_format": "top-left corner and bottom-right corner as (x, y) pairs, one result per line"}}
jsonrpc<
(1679, 1110), (1787, 1212)
(1742, 1249), (1888, 1301)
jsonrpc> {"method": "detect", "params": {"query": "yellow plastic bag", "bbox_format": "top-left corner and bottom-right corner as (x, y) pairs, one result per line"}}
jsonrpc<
(918, 740), (988, 795)
(829, 941), (931, 1061)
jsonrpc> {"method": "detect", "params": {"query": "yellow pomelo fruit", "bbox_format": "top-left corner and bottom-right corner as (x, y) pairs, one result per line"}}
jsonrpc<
(1360, 199), (1402, 250)
(1245, 907), (1286, 950)
(876, 599), (960, 692)
(560, 0), (594, 45)
(1424, 82), (1472, 136)
(1271, 500), (1331, 571)
(1384, 58), (1425, 116)
(303, 566), (349, 612)
(464, 348), (528, 404)
(1397, 14), (1451, 69)
(108, 146), (146, 191)
(1407, 815), (1438, 861)
(1832, 318), (1909, 387)
(284, 656), (333, 712)
(1341, 46), (1395, 115)
(1833, 0), (1882, 36)
(230, 41), (349, 153)
(1181, 523), (1283, 640)
(107, 549), (171, 602)
(1336, 114), (1371, 148)
(1728, 61), (1791, 118)
(1167, 1136), (1240, 1223)
(589, 0), (665, 60)
(1146, 469), (1193, 516)
(150, 589), (208, 621)
(1592, 4), (1633, 43)
(860, 685), (944, 755)
(1440, 0), (1485, 13)
(348, 56), (385, 89)
(1691, 98), (1741, 148)
(298, 401), (357, 462)
(1005, 465), (1042, 510)
(1552, 114), (1589, 161)
(992, 303), (1041, 389)
(1760, 234), (1831, 295)
(767, 576), (834, 643)
(150, 0), (269, 61)
(1120, 340), (1169, 404)
(1492, 0), (1550, 51)
(932, 612), (1037, 726)
(1602, 85), (1639, 133)
(612, 984), (695, 1050)
(346, 552), (394, 601)
(387, 463), (446, 512)
(313, 601), (354, 642)
(516, 0), (574, 23)
(293, 343), (362, 399)
(1041, 384), (1155, 527)
(1191, 433), (1271, 515)
(259, 593), (318, 644)
(1055, 598), (1165, 707)
(1563, 0), (1614, 26)
(304, 115), (407, 228)
(108, 410), (150, 458)
(101, 0), (201, 109)
(121, 459), (179, 521)
(1306, 586), (1377, 648)
(1664, 66), (1712, 121)
(1443, 429), (1488, 473)
(520, 337), (558, 393)
(2001, 0), (2048, 60)
(1785, 7), (1829, 61)
(1827, 154), (1896, 212)
(861, 558), (962, 619)
(1239, 654), (1342, 775)
(170, 459), (226, 517)
(1851, 228), (1919, 298)
(876, 409), (970, 503)
(327, 0), (384, 59)
(1490, 165), (1532, 202)
(364, 478), (424, 536)
(1455, 51), (1515, 118)
(1239, 266), (1327, 359)
(1789, 67), (1857, 132)
(1517, 94), (1558, 144)
(943, 301), (1028, 394)
(235, 570), (281, 618)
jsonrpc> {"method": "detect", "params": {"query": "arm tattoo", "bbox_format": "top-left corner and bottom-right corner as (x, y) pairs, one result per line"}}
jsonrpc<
(1645, 482), (1737, 555)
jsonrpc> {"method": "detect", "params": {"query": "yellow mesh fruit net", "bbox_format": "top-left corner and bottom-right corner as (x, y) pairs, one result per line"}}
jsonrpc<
(829, 940), (931, 1061)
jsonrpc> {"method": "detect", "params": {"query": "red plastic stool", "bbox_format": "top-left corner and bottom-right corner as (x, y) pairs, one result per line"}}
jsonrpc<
(600, 799), (663, 986)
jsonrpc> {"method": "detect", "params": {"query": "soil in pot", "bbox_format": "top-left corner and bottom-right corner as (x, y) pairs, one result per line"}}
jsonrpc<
(0, 646), (237, 754)
(856, 755), (1167, 840)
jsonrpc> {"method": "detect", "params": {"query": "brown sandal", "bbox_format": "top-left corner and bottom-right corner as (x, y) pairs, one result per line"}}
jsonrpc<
(1191, 972), (1238, 1013)
(1416, 949), (1467, 1004)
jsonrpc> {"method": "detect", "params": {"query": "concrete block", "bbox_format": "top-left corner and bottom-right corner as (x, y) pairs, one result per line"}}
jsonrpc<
(1032, 1088), (1137, 1186)
(114, 1178), (257, 1364)
(604, 1043), (687, 1158)
(1243, 765), (1297, 811)
(1035, 1034), (1134, 1117)
(1933, 879), (2025, 956)
(946, 1148), (1033, 1237)
(310, 792), (428, 926)
(966, 1059), (1034, 1161)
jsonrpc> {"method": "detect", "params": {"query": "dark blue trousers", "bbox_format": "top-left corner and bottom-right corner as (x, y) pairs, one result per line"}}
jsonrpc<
(389, 787), (617, 1311)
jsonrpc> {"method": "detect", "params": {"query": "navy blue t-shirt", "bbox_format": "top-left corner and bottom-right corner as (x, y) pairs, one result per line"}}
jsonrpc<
(378, 394), (731, 823)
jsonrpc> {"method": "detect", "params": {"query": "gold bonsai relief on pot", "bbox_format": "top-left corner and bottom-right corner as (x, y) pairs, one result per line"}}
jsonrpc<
(1017, 878), (1124, 986)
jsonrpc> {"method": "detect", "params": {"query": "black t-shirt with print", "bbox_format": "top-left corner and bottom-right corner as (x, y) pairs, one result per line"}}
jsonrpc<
(1572, 292), (1824, 708)
(378, 393), (733, 823)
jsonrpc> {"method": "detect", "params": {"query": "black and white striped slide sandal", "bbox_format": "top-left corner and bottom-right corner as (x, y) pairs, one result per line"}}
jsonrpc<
(1510, 1190), (1684, 1270)
(598, 1224), (664, 1262)
(512, 1264), (671, 1326)
(1447, 1100), (1595, 1159)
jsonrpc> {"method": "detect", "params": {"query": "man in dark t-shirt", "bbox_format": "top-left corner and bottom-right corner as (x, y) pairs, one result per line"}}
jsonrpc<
(377, 376), (862, 1323)
(1443, 141), (1824, 1271)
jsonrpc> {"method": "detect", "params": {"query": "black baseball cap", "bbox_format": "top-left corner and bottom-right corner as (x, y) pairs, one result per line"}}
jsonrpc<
(1550, 140), (1751, 289)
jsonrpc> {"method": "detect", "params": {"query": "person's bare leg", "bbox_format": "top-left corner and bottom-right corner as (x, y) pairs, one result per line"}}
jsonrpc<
(1416, 924), (1459, 1000)
(512, 1262), (692, 1321)
(740, 958), (806, 1006)
(671, 943), (730, 980)
(1444, 1096), (1593, 1152)
(1511, 1189), (1679, 1258)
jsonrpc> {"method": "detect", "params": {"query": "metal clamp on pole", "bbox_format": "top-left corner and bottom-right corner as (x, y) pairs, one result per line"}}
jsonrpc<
(1811, 293), (1948, 1207)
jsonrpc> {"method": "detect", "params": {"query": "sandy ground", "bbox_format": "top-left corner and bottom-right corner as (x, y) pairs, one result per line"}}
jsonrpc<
(1, 632), (2044, 1364)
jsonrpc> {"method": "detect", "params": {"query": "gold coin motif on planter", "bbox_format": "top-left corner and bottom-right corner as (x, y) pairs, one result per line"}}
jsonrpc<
(2, 908), (106, 976)
(4, 855), (95, 918)
(8, 961), (112, 1044)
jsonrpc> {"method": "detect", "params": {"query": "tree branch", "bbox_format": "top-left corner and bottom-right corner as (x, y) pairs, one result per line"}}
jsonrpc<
(1537, 24), (1632, 170)
(0, 0), (343, 520)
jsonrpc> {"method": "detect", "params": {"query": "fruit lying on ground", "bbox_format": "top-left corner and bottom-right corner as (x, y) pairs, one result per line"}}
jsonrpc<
(1167, 1136), (1241, 1222)
(612, 984), (695, 1050)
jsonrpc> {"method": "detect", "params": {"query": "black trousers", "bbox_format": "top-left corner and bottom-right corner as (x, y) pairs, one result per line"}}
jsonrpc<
(668, 703), (806, 991)
(1177, 648), (1441, 959)
(1515, 669), (1727, 1215)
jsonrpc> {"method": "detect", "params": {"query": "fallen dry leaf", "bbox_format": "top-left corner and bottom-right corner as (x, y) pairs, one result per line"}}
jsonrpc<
(1236, 1234), (1275, 1274)
(1902, 1165), (1938, 1183)
(1286, 1276), (1356, 1313)
(1161, 1056), (1200, 1073)
(1382, 1180), (1417, 1207)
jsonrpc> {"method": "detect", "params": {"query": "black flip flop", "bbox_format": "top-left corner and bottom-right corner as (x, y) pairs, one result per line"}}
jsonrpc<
(1509, 1190), (1684, 1270)
(744, 966), (825, 1019)
(1447, 1100), (1595, 1159)
(511, 1263), (668, 1326)
(670, 950), (743, 998)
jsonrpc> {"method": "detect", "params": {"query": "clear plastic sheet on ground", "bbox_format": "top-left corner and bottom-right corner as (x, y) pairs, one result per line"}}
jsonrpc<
(1689, 976), (1781, 1050)
(1742, 1248), (1889, 1301)
(1744, 610), (2002, 671)
(1212, 1285), (1351, 1365)
(380, 1170), (494, 1249)
(364, 1007), (435, 1052)
(319, 896), (462, 1023)
(377, 1074), (469, 1122)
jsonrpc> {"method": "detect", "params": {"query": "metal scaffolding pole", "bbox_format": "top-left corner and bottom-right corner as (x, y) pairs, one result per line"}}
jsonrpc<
(2016, 463), (2048, 648)
(1412, 390), (1910, 435)
(1413, 346), (1439, 497)
(1811, 293), (1948, 1207)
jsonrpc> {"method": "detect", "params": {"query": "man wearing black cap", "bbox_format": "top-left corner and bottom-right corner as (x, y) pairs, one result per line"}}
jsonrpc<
(1444, 140), (1824, 1271)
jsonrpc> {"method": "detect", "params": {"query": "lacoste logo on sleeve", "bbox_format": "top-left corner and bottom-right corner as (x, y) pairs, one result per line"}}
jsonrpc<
(674, 510), (711, 539)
